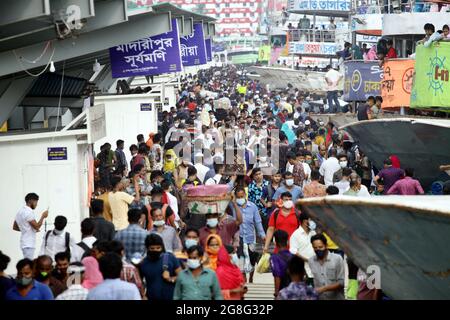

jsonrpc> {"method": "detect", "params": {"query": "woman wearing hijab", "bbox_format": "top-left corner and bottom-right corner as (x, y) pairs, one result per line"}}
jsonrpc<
(204, 234), (223, 271)
(389, 155), (401, 169)
(216, 246), (246, 300)
(81, 257), (103, 290)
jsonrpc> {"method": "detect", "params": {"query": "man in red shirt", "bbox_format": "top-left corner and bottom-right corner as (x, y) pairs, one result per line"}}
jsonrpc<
(263, 192), (300, 254)
(187, 98), (197, 112)
(386, 39), (397, 59)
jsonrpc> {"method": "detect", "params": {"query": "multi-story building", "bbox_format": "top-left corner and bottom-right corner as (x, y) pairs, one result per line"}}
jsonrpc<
(163, 0), (266, 37)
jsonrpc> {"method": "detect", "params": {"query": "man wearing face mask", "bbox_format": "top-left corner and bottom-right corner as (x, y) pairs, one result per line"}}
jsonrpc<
(264, 192), (301, 254)
(198, 195), (243, 249)
(289, 212), (317, 286)
(140, 234), (182, 300)
(34, 255), (66, 297)
(150, 208), (182, 253)
(229, 187), (266, 283)
(174, 245), (223, 300)
(332, 154), (349, 183)
(308, 234), (345, 300)
(272, 172), (304, 203)
(6, 258), (53, 300)
(39, 216), (77, 261)
(319, 148), (341, 187)
(175, 228), (200, 267)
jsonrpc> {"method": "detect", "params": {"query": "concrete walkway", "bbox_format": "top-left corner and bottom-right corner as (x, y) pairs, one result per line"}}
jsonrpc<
(245, 272), (275, 300)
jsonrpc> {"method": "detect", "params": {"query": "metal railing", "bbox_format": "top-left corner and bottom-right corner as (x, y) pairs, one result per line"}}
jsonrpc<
(288, 28), (336, 42)
(352, 0), (448, 14)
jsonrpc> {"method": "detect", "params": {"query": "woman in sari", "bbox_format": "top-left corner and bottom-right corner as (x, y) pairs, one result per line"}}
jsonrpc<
(216, 245), (246, 300)
(204, 234), (222, 271)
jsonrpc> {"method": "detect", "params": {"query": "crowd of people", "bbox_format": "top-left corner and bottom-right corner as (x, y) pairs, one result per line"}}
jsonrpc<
(3, 64), (450, 302)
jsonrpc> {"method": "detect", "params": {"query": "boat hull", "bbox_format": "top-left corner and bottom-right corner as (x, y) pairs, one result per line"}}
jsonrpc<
(341, 118), (450, 190)
(247, 66), (337, 93)
(298, 196), (450, 300)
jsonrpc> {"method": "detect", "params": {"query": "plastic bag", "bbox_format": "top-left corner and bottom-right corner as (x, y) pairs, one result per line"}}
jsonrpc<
(256, 253), (271, 274)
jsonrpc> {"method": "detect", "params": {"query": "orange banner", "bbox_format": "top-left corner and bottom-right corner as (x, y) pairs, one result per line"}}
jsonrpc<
(381, 59), (415, 108)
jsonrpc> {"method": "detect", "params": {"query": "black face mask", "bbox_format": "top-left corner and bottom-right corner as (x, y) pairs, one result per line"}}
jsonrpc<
(147, 250), (162, 262)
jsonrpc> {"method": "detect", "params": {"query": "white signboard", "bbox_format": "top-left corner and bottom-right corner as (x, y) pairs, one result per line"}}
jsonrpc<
(88, 103), (106, 144)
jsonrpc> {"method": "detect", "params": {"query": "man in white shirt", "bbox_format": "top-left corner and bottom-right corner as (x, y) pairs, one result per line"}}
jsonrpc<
(161, 179), (183, 230)
(39, 215), (78, 261)
(193, 153), (210, 184)
(71, 218), (97, 262)
(334, 167), (352, 195)
(319, 148), (341, 186)
(13, 193), (49, 260)
(325, 65), (343, 113)
(289, 213), (316, 281)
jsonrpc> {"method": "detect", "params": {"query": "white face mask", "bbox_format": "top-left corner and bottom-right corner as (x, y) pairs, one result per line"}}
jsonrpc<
(285, 179), (294, 187)
(283, 200), (293, 209)
(53, 229), (64, 236)
(339, 161), (348, 168)
(153, 220), (165, 227)
(186, 259), (201, 269)
(236, 198), (246, 206)
(308, 220), (316, 231)
(207, 218), (219, 228)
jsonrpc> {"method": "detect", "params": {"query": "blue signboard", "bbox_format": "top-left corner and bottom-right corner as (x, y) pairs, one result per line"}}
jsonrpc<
(205, 39), (212, 62)
(343, 61), (384, 101)
(48, 147), (67, 161)
(109, 19), (182, 78)
(180, 23), (207, 66)
(140, 103), (153, 111)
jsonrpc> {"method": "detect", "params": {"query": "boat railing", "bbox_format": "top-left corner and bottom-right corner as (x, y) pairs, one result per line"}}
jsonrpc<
(352, 0), (448, 14)
(288, 28), (337, 42)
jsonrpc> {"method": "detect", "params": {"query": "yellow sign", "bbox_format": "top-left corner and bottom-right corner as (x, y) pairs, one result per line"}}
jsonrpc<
(0, 122), (7, 132)
(258, 45), (271, 62)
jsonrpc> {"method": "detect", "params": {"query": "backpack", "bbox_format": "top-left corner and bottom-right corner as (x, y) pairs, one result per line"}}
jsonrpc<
(273, 208), (301, 230)
(77, 241), (92, 260)
(45, 230), (71, 255)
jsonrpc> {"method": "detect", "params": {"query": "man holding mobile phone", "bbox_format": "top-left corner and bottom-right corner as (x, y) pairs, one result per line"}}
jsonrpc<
(13, 193), (49, 260)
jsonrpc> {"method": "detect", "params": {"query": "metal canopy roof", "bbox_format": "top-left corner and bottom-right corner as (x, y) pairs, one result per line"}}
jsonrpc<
(151, 2), (216, 23)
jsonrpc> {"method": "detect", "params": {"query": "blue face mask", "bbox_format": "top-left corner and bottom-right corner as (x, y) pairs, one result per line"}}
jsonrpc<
(185, 239), (198, 249)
